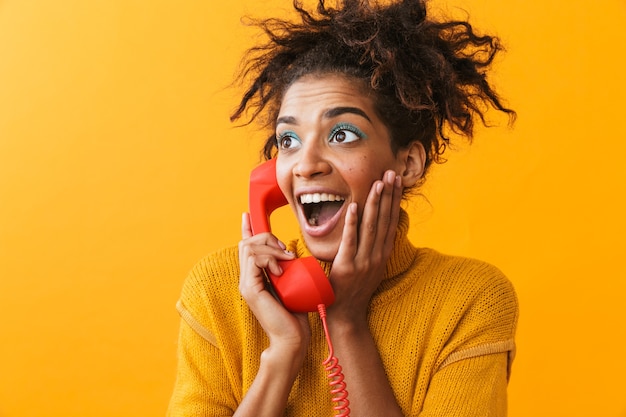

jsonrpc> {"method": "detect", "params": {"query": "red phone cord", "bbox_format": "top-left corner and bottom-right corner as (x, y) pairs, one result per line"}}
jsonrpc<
(317, 304), (351, 417)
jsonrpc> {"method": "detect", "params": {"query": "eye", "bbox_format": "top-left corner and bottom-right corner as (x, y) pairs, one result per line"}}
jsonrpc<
(276, 131), (301, 150)
(329, 124), (366, 144)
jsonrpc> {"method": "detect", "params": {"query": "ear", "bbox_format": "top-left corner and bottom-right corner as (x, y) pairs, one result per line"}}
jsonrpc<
(397, 141), (426, 188)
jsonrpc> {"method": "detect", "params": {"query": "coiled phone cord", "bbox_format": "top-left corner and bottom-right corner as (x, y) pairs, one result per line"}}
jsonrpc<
(317, 304), (351, 417)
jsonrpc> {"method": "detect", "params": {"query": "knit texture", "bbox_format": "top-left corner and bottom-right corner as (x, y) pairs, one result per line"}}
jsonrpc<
(167, 211), (518, 416)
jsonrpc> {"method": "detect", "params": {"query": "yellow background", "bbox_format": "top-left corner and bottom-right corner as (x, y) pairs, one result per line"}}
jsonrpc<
(1, 0), (625, 416)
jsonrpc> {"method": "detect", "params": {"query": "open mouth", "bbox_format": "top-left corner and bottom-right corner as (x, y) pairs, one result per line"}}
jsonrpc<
(299, 193), (345, 227)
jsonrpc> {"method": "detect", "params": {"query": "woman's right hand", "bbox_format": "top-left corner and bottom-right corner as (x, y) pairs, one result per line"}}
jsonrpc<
(234, 213), (310, 416)
(238, 212), (311, 363)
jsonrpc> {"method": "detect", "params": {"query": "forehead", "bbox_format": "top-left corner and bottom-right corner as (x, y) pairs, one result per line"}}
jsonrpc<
(278, 74), (375, 117)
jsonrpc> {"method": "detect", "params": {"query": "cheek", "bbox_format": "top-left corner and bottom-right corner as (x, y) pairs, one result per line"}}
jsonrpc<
(342, 155), (369, 175)
(343, 154), (396, 200)
(341, 166), (378, 198)
(275, 161), (293, 202)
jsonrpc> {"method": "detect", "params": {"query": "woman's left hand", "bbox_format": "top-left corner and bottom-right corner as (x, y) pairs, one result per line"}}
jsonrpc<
(327, 169), (403, 324)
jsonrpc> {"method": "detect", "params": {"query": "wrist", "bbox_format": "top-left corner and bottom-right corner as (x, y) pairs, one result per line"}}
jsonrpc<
(326, 309), (370, 337)
(235, 344), (304, 417)
(261, 343), (306, 380)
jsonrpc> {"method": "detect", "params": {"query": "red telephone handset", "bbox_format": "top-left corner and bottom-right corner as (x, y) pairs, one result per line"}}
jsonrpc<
(249, 159), (350, 416)
(249, 158), (335, 313)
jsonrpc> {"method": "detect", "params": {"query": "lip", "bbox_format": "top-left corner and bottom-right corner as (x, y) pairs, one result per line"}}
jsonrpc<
(295, 187), (347, 238)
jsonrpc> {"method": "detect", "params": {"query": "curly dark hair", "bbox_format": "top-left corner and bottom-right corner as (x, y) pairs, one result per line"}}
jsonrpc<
(230, 0), (515, 175)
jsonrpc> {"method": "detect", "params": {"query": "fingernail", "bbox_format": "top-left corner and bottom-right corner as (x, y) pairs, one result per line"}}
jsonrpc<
(278, 240), (286, 250)
(376, 182), (384, 193)
(396, 175), (401, 187)
(386, 170), (396, 183)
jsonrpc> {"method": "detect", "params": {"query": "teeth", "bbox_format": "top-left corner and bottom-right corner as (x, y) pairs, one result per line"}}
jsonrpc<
(299, 193), (344, 204)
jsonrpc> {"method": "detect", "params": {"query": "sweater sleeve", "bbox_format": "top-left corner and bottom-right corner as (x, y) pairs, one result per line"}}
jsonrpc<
(167, 249), (243, 417)
(166, 316), (236, 417)
(419, 353), (509, 416)
(418, 259), (519, 416)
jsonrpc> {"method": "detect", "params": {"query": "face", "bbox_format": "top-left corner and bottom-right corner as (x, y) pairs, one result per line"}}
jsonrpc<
(275, 74), (413, 262)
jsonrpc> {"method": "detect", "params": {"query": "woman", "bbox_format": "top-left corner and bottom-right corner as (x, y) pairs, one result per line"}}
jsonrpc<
(168, 0), (518, 415)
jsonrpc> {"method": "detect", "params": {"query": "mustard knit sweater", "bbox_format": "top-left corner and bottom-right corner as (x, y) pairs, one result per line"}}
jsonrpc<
(167, 211), (518, 416)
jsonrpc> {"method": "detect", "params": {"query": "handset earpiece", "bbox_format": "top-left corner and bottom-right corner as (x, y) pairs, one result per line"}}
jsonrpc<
(249, 159), (335, 313)
(249, 159), (289, 236)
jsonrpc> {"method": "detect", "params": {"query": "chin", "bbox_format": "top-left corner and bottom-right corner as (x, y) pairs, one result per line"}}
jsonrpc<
(305, 239), (339, 263)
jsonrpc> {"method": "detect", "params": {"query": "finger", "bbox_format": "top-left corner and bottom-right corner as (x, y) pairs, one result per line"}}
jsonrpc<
(239, 245), (291, 293)
(262, 256), (284, 277)
(239, 241), (295, 290)
(383, 174), (403, 250)
(241, 212), (253, 239)
(240, 254), (284, 316)
(334, 202), (358, 265)
(247, 243), (295, 263)
(376, 171), (396, 230)
(238, 249), (264, 304)
(240, 223), (291, 253)
(242, 212), (288, 250)
(373, 171), (399, 253)
(239, 249), (266, 290)
(357, 179), (384, 252)
(239, 252), (301, 337)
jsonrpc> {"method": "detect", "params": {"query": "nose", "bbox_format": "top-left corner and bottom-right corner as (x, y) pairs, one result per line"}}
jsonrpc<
(292, 142), (331, 179)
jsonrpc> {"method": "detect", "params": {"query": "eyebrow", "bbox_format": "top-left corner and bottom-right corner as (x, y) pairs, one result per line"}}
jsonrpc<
(276, 106), (372, 126)
(324, 107), (371, 122)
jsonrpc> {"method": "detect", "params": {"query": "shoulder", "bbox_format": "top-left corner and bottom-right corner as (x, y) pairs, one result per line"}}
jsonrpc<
(189, 245), (240, 279)
(411, 248), (518, 336)
(178, 245), (242, 324)
(420, 248), (518, 343)
(414, 249), (520, 373)
(418, 248), (516, 302)
(183, 245), (240, 291)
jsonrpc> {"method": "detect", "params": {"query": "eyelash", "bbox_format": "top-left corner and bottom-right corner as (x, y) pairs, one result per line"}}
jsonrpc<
(276, 131), (301, 150)
(329, 123), (366, 143)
